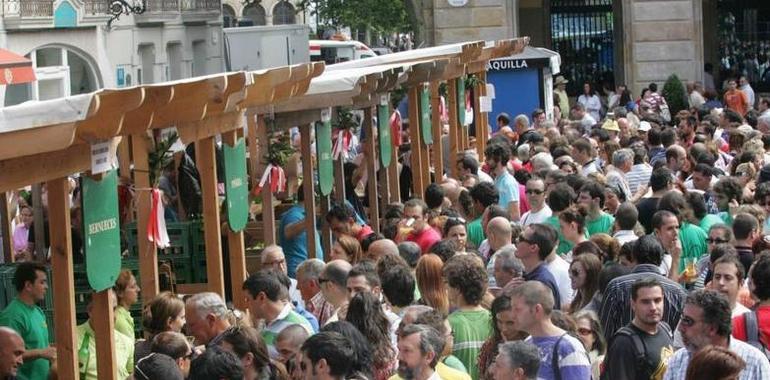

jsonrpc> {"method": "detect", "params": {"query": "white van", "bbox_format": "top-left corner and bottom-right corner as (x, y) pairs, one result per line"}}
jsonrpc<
(309, 40), (376, 65)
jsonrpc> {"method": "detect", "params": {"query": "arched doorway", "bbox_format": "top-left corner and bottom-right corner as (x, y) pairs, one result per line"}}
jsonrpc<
(273, 1), (296, 25)
(4, 45), (100, 106)
(242, 3), (266, 26)
(223, 4), (237, 28)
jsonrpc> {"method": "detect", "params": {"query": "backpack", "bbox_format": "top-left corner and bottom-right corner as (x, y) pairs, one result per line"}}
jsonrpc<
(551, 333), (590, 380)
(743, 311), (770, 360)
(601, 323), (673, 379)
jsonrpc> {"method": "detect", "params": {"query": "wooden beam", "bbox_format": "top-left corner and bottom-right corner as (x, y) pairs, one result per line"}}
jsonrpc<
(417, 86), (432, 195)
(363, 108), (380, 234)
(0, 193), (12, 263)
(430, 82), (444, 182)
(300, 125), (318, 259)
(0, 144), (90, 194)
(379, 160), (391, 216)
(448, 79), (460, 180)
(407, 86), (424, 199)
(196, 136), (225, 297)
(257, 117), (276, 245)
(31, 184), (45, 261)
(92, 290), (118, 380)
(247, 114), (259, 189)
(222, 130), (248, 311)
(333, 158), (346, 204)
(46, 177), (77, 380)
(132, 135), (159, 302)
(319, 195), (332, 259)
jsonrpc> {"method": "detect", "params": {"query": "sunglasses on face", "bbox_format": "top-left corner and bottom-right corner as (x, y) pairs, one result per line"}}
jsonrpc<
(706, 238), (729, 244)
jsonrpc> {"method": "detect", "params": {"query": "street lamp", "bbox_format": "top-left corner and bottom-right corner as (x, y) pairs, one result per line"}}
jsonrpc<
(108, 0), (148, 27)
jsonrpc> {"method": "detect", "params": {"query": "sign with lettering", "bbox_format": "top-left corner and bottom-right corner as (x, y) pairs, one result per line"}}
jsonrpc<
(378, 95), (392, 168)
(90, 141), (114, 174)
(81, 169), (121, 291)
(317, 109), (334, 196)
(420, 85), (433, 145)
(224, 138), (249, 232)
(487, 59), (530, 71)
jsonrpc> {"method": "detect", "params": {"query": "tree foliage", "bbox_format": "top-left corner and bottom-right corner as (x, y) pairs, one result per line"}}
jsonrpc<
(299, 0), (411, 35)
(662, 74), (688, 116)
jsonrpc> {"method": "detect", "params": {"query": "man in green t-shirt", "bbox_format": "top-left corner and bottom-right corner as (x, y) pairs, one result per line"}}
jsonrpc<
(578, 181), (615, 236)
(444, 255), (492, 379)
(467, 182), (499, 247)
(0, 262), (56, 380)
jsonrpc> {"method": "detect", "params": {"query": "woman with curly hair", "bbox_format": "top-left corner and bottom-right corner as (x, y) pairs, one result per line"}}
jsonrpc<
(477, 295), (527, 380)
(589, 233), (622, 263)
(329, 234), (363, 264)
(345, 292), (396, 380)
(569, 253), (602, 312)
(415, 254), (450, 315)
(443, 254), (492, 379)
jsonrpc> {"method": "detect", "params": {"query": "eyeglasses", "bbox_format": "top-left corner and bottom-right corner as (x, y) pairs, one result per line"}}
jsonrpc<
(526, 189), (544, 195)
(706, 238), (729, 244)
(577, 328), (593, 336)
(680, 315), (696, 327)
(318, 277), (330, 285)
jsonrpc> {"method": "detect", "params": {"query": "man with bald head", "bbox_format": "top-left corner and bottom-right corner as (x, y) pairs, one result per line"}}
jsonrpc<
(261, 245), (303, 307)
(275, 324), (309, 366)
(0, 327), (25, 379)
(296, 259), (334, 326)
(367, 239), (399, 262)
(319, 260), (353, 325)
(485, 216), (513, 288)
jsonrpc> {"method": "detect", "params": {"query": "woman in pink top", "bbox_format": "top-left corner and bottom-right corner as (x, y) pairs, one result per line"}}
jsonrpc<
(12, 205), (33, 260)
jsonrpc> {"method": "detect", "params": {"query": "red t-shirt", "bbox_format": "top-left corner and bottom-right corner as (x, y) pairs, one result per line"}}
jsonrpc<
(407, 227), (442, 254)
(732, 305), (770, 345)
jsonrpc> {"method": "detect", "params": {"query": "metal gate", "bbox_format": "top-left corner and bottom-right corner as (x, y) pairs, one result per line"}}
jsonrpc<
(716, 0), (770, 91)
(550, 0), (615, 96)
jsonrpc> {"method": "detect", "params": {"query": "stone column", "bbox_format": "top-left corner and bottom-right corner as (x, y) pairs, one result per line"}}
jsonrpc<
(622, 0), (704, 95)
(431, 0), (515, 45)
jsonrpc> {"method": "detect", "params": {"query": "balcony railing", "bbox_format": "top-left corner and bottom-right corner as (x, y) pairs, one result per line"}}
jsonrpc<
(149, 0), (180, 12)
(83, 0), (109, 15)
(3, 0), (53, 17)
(180, 0), (220, 12)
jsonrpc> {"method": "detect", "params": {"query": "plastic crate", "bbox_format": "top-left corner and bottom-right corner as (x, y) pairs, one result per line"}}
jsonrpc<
(194, 258), (208, 284)
(45, 310), (55, 344)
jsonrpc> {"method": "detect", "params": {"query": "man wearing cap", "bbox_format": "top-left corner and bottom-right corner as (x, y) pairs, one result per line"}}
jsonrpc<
(554, 76), (570, 117)
(601, 119), (620, 141)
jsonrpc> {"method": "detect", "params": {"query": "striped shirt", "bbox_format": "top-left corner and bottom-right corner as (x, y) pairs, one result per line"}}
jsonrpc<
(626, 164), (652, 195)
(663, 339), (770, 380)
(599, 264), (687, 342)
(449, 309), (492, 380)
(526, 333), (592, 380)
(262, 303), (314, 359)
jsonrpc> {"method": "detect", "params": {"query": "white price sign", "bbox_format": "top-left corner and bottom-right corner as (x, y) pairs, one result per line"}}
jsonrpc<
(486, 84), (496, 99)
(479, 96), (493, 113)
(91, 140), (115, 174)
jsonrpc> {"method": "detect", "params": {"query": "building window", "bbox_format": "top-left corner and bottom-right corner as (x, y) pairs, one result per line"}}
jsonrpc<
(273, 1), (296, 25)
(223, 4), (236, 28)
(242, 3), (266, 26)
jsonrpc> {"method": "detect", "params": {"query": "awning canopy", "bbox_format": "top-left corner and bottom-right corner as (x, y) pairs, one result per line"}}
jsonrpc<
(0, 48), (36, 85)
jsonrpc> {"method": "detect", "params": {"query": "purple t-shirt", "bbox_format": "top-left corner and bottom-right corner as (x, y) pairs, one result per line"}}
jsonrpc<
(527, 333), (592, 380)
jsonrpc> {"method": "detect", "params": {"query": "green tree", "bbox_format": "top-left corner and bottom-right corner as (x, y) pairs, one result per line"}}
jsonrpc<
(299, 0), (412, 37)
(662, 74), (688, 116)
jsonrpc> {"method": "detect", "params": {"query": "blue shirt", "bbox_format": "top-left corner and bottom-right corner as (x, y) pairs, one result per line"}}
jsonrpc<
(524, 264), (562, 310)
(526, 334), (592, 380)
(494, 170), (520, 209)
(279, 205), (323, 278)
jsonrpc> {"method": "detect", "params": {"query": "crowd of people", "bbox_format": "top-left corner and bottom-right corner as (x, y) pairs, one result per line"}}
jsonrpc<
(6, 74), (770, 380)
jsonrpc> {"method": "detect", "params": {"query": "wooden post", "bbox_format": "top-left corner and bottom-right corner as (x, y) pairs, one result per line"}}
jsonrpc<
(448, 79), (460, 180)
(319, 195), (332, 260)
(333, 157), (346, 204)
(132, 135), (159, 301)
(46, 177), (77, 380)
(475, 72), (488, 157)
(246, 113), (260, 189)
(388, 143), (400, 203)
(31, 184), (45, 261)
(117, 137), (131, 179)
(407, 86), (424, 199)
(0, 193), (12, 263)
(92, 290), (118, 380)
(222, 130), (248, 311)
(379, 162), (390, 218)
(364, 107), (380, 234)
(430, 82), (444, 182)
(257, 116), (276, 245)
(300, 125), (318, 259)
(196, 136), (226, 297)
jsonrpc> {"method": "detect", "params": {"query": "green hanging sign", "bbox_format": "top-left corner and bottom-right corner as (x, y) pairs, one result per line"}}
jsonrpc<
(420, 85), (433, 145)
(81, 169), (121, 291)
(377, 95), (392, 168)
(223, 138), (249, 232)
(457, 77), (466, 127)
(317, 108), (334, 196)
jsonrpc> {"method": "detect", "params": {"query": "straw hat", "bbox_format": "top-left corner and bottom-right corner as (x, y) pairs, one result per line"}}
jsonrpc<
(554, 76), (569, 86)
(601, 120), (620, 132)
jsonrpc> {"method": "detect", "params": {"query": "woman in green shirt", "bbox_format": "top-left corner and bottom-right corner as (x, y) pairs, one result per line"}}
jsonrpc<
(114, 270), (140, 340)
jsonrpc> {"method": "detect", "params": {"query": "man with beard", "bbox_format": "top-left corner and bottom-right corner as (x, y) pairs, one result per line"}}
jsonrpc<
(390, 324), (445, 380)
(602, 277), (674, 380)
(485, 143), (521, 222)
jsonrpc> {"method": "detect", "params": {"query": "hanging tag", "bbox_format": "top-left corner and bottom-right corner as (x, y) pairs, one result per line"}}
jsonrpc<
(321, 108), (332, 123)
(380, 94), (388, 106)
(486, 84), (496, 99)
(479, 96), (493, 113)
(91, 140), (113, 174)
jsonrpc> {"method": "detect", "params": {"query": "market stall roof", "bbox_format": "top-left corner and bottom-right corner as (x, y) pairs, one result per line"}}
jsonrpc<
(0, 48), (36, 85)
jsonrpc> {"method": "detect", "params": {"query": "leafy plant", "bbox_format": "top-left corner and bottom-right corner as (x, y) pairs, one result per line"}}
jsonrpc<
(465, 74), (482, 91)
(148, 132), (178, 187)
(334, 107), (358, 130)
(662, 74), (688, 116)
(263, 119), (294, 167)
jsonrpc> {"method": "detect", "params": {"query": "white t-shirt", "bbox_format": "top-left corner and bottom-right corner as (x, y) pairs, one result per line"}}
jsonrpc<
(478, 170), (494, 183)
(546, 254), (574, 306)
(521, 205), (553, 226)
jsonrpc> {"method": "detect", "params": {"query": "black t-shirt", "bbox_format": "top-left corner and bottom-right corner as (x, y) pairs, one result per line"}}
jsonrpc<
(636, 197), (660, 234)
(602, 323), (674, 380)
